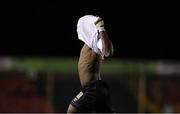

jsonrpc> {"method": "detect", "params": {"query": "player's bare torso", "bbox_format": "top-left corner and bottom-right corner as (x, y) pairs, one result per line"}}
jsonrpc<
(78, 44), (102, 86)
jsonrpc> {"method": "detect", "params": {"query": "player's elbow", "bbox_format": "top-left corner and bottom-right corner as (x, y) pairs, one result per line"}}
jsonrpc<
(104, 44), (114, 57)
(109, 47), (114, 57)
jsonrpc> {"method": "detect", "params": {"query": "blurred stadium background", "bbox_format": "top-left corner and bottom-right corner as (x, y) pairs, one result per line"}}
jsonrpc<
(1, 0), (179, 113)
(0, 56), (180, 113)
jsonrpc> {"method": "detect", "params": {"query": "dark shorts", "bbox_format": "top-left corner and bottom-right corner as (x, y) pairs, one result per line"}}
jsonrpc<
(70, 80), (113, 113)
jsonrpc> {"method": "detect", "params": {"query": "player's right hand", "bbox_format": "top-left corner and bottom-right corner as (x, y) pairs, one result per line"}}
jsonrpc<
(94, 17), (105, 32)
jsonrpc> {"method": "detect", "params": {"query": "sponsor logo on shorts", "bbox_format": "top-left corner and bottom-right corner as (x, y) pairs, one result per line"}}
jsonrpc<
(76, 91), (83, 99)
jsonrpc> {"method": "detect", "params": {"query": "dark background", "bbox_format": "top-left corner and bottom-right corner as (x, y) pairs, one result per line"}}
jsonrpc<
(1, 0), (179, 60)
(1, 1), (180, 112)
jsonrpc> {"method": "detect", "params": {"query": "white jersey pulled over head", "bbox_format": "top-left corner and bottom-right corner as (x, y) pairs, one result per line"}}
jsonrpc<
(77, 15), (103, 57)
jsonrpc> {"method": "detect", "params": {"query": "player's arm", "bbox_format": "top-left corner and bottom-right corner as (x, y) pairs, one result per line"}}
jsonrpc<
(95, 18), (114, 57)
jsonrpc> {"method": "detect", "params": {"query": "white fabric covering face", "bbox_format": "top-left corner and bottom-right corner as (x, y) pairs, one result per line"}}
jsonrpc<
(77, 15), (102, 55)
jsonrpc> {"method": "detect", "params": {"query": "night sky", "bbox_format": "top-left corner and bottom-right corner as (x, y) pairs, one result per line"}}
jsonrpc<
(2, 1), (179, 60)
